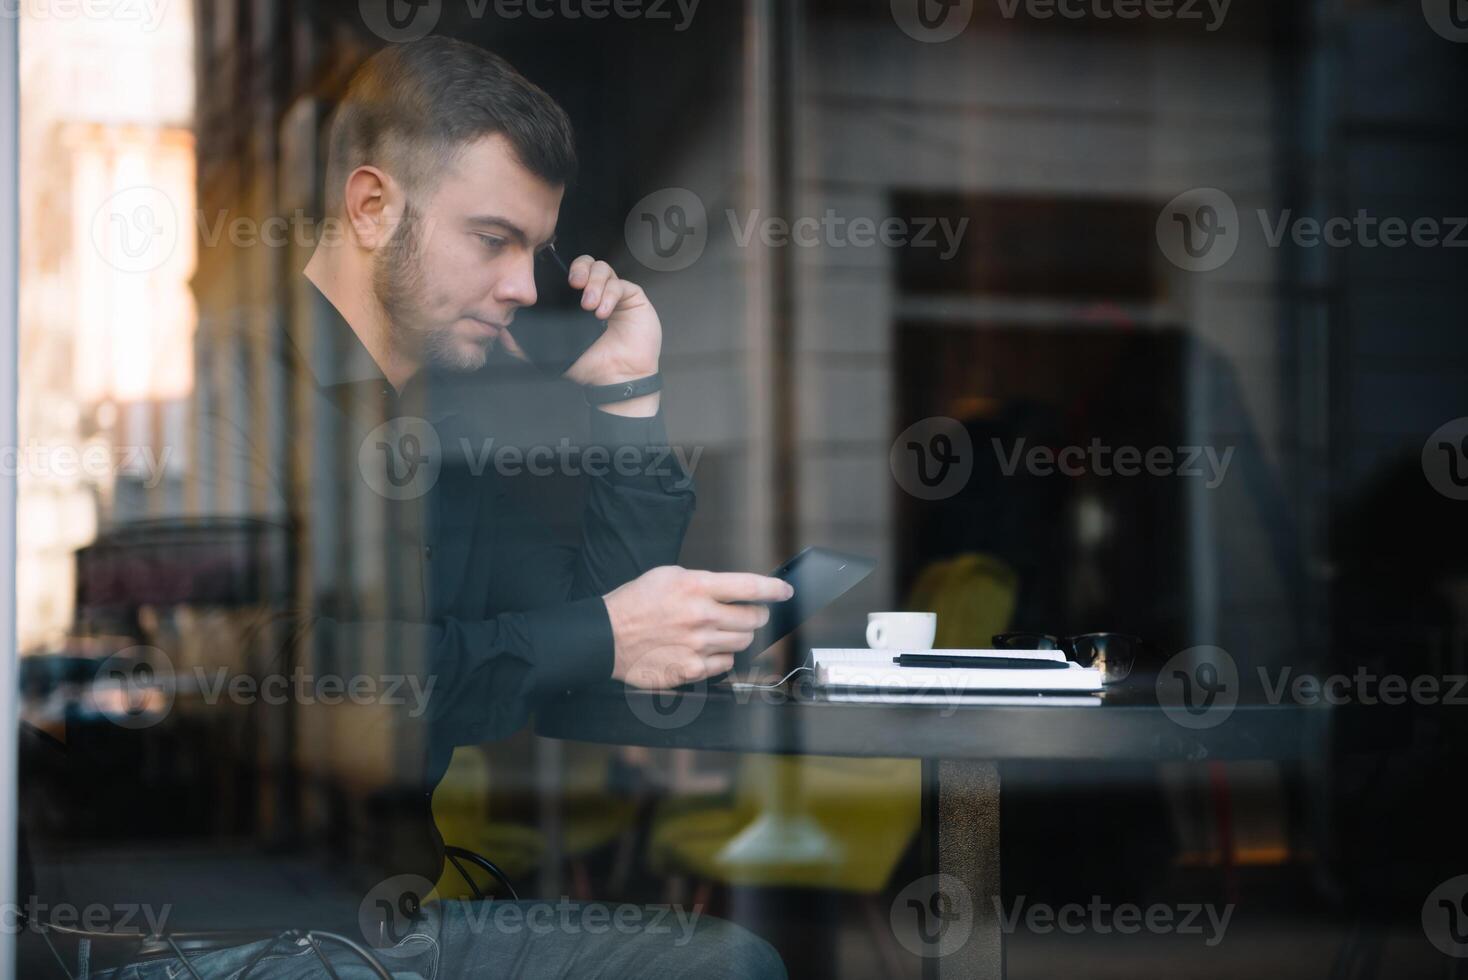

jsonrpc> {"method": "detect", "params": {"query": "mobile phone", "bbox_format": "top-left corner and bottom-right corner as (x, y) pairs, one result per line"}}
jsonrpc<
(735, 547), (876, 670)
(507, 244), (607, 376)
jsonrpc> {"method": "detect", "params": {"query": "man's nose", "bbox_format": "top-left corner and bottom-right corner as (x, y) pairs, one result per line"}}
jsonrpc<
(496, 254), (537, 308)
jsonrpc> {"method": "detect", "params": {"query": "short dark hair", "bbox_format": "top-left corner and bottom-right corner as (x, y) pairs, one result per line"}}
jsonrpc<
(323, 37), (577, 213)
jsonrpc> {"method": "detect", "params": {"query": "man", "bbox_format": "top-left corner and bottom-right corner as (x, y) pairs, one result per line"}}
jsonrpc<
(90, 35), (788, 979)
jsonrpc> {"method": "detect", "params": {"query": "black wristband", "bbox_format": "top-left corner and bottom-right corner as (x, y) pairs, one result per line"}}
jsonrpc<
(583, 373), (662, 406)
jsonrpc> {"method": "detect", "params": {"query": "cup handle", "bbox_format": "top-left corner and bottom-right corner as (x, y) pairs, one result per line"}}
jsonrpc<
(866, 620), (886, 649)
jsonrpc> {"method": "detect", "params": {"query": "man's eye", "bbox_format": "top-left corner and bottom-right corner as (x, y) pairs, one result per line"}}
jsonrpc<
(476, 235), (507, 253)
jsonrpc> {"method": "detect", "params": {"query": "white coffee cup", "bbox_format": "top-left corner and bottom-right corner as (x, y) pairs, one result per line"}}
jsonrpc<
(865, 612), (937, 651)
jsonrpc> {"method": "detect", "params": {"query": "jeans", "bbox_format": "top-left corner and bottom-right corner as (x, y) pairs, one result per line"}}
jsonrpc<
(93, 899), (785, 980)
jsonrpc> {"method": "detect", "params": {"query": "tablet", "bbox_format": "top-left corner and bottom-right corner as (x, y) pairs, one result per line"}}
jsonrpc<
(736, 546), (876, 669)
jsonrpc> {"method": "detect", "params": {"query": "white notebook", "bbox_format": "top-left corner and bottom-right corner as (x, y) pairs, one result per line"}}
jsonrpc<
(810, 648), (1104, 694)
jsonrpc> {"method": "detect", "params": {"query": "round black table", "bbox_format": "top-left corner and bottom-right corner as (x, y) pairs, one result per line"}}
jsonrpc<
(536, 679), (1353, 980)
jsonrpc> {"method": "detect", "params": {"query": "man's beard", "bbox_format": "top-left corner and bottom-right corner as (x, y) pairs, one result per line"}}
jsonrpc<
(372, 202), (490, 372)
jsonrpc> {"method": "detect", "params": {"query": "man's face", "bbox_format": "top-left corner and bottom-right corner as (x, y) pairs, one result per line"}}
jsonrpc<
(373, 133), (563, 372)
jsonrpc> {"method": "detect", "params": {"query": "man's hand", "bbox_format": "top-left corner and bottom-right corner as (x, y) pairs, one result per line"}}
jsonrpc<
(604, 566), (795, 689)
(558, 254), (661, 387)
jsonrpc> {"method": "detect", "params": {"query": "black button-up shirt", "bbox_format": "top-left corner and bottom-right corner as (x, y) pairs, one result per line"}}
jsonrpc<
(181, 278), (696, 926)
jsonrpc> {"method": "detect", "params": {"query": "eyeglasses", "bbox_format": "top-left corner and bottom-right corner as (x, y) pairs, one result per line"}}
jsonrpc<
(991, 632), (1148, 684)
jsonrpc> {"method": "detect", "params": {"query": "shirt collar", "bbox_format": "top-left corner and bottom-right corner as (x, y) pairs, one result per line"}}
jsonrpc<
(289, 278), (395, 391)
(286, 278), (460, 425)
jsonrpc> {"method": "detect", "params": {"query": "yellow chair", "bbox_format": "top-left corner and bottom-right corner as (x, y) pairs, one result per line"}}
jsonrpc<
(648, 553), (1020, 895)
(906, 552), (1020, 650)
(432, 744), (545, 899)
(432, 740), (643, 899)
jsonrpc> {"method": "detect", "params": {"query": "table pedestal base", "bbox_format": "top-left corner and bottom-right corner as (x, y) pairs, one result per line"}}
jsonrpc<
(923, 759), (1003, 980)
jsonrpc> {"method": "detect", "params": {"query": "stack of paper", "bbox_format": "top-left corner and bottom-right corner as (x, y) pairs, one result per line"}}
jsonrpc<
(810, 648), (1104, 694)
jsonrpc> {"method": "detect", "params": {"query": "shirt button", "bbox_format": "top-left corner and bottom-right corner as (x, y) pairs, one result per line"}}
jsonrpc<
(424, 545), (434, 560)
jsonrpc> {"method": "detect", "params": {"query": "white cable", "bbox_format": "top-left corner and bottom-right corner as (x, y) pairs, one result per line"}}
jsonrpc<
(730, 662), (812, 692)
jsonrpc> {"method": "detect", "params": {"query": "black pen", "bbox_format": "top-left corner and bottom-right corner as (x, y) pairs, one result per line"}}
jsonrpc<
(892, 654), (1070, 670)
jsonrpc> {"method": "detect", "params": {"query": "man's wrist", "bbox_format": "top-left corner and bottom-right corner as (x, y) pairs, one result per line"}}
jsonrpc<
(583, 360), (659, 386)
(583, 364), (661, 417)
(584, 372), (662, 407)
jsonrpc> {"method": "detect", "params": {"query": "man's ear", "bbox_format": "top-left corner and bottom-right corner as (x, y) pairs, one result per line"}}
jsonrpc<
(342, 165), (403, 250)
